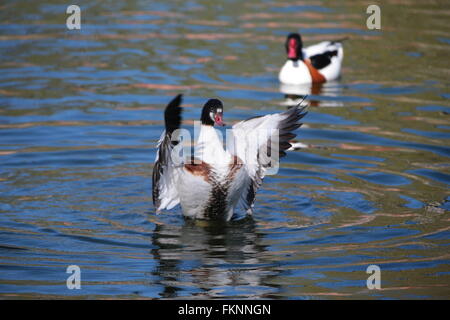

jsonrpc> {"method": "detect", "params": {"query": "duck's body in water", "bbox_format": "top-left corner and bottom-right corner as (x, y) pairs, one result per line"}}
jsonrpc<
(279, 33), (345, 85)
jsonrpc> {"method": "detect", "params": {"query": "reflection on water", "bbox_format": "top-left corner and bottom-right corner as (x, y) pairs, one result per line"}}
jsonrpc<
(0, 0), (449, 299)
(280, 82), (345, 108)
(150, 217), (275, 299)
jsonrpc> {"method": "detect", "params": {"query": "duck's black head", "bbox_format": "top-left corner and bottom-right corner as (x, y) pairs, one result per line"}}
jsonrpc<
(285, 33), (303, 61)
(201, 98), (225, 126)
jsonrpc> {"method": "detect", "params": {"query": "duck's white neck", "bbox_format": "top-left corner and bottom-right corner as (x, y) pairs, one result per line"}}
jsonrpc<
(196, 124), (229, 166)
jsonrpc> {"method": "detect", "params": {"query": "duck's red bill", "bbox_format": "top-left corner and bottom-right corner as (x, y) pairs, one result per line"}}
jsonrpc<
(288, 38), (297, 59)
(215, 114), (225, 126)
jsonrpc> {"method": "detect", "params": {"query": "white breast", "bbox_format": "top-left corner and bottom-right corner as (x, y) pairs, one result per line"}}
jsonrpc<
(177, 168), (213, 219)
(278, 60), (312, 85)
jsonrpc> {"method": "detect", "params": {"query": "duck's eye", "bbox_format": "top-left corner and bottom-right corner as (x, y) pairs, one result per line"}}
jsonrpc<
(217, 108), (222, 113)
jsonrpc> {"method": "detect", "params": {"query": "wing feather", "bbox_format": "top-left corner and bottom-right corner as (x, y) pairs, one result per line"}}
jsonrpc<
(152, 94), (183, 212)
(230, 100), (308, 212)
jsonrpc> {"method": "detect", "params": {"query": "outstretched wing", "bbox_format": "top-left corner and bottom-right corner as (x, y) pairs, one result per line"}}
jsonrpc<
(230, 101), (308, 213)
(152, 94), (183, 212)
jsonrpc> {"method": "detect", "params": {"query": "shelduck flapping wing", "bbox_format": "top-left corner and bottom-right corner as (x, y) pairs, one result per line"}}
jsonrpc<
(229, 102), (308, 212)
(152, 94), (183, 212)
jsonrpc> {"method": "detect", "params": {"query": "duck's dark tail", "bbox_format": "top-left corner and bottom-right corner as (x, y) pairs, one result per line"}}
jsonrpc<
(164, 94), (183, 135)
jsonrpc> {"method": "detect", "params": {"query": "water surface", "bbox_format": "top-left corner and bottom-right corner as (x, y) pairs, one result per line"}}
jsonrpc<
(0, 0), (449, 299)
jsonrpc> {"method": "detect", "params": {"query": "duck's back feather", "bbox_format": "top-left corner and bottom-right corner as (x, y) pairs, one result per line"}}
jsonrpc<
(304, 40), (344, 81)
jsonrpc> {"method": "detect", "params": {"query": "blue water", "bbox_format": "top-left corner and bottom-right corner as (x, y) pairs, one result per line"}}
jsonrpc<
(0, 0), (449, 299)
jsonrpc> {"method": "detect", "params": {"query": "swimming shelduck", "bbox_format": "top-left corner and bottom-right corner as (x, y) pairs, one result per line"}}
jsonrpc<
(279, 33), (345, 85)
